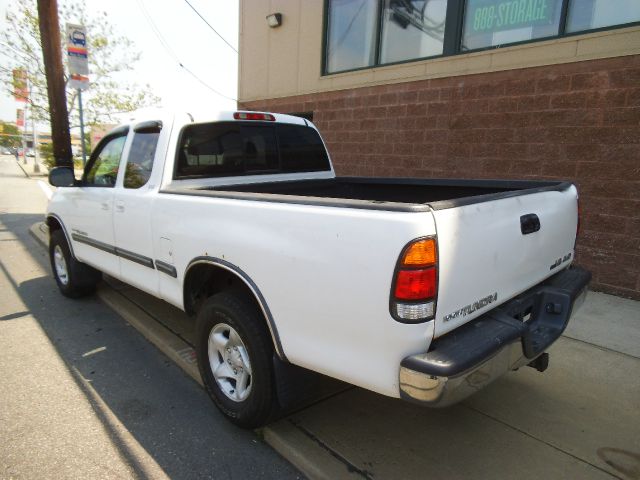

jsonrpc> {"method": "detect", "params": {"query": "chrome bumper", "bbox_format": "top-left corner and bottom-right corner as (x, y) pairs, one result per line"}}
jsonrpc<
(399, 267), (590, 407)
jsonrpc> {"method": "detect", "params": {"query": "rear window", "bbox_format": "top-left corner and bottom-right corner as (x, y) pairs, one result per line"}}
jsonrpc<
(175, 122), (330, 179)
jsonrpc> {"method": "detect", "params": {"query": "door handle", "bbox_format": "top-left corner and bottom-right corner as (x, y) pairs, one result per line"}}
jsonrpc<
(115, 201), (125, 213)
(101, 202), (109, 211)
(520, 213), (540, 235)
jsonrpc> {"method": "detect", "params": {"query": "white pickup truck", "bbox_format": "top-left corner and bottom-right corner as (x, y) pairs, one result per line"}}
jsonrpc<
(47, 110), (590, 427)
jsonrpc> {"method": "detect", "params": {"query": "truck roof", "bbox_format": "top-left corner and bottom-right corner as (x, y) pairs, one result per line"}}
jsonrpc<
(108, 109), (311, 137)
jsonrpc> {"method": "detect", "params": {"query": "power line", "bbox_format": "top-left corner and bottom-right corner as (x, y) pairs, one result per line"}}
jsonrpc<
(179, 64), (236, 101)
(181, 0), (238, 53)
(135, 0), (237, 102)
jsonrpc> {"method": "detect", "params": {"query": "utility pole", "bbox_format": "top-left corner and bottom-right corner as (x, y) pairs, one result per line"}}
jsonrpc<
(21, 109), (27, 164)
(37, 0), (72, 167)
(78, 89), (87, 165)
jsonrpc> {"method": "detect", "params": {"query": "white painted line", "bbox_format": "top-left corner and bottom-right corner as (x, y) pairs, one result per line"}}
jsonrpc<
(38, 180), (54, 200)
(82, 346), (107, 357)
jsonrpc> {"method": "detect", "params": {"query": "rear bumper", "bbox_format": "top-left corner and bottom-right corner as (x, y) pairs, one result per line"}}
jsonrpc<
(399, 266), (591, 406)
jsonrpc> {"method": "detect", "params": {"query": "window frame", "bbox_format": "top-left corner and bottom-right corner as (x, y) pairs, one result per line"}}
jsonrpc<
(81, 126), (129, 188)
(321, 0), (640, 76)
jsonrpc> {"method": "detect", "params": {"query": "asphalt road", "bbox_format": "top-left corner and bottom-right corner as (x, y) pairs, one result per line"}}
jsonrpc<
(0, 155), (301, 479)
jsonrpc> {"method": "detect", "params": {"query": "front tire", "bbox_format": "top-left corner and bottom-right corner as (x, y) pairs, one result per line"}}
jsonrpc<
(49, 229), (101, 298)
(196, 291), (278, 428)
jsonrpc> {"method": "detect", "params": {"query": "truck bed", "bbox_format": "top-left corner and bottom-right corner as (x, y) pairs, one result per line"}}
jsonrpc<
(167, 177), (571, 211)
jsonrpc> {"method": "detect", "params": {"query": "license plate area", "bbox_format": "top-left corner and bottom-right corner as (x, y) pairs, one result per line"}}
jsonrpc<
(493, 288), (572, 359)
(521, 289), (572, 358)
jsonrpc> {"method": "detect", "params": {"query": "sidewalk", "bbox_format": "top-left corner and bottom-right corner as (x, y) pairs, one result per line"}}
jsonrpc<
(12, 155), (84, 179)
(14, 155), (48, 178)
(30, 221), (640, 480)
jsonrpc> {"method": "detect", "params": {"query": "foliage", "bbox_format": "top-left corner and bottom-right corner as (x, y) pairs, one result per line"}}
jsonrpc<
(40, 141), (88, 169)
(39, 141), (54, 168)
(1, 0), (160, 128)
(82, 130), (91, 157)
(0, 121), (21, 148)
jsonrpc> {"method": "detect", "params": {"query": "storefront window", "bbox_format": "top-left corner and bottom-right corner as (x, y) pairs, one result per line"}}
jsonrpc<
(566, 0), (640, 32)
(323, 0), (640, 74)
(380, 0), (448, 64)
(461, 0), (563, 51)
(326, 0), (379, 73)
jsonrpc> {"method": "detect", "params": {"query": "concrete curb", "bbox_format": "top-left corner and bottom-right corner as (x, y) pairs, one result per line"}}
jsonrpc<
(29, 221), (346, 480)
(264, 420), (363, 480)
(15, 159), (30, 178)
(98, 287), (202, 385)
(13, 157), (50, 179)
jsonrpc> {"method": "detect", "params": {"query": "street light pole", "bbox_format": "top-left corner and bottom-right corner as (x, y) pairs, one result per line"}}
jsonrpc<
(22, 99), (27, 165)
(32, 110), (40, 173)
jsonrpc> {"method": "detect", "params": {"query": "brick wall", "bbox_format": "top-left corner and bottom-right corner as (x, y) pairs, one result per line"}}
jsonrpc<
(243, 55), (640, 300)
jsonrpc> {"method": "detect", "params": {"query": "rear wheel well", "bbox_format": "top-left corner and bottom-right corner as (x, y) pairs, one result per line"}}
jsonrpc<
(183, 261), (286, 359)
(183, 262), (262, 318)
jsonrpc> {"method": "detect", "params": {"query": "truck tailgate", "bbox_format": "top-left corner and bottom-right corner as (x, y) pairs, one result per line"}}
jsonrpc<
(432, 185), (578, 338)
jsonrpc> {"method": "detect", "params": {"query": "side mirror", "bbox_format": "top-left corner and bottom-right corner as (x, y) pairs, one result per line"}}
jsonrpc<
(49, 166), (76, 187)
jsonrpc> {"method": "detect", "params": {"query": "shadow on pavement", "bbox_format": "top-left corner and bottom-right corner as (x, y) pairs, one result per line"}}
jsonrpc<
(0, 212), (300, 479)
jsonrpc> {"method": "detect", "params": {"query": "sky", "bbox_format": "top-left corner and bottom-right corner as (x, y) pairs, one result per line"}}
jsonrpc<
(0, 0), (239, 130)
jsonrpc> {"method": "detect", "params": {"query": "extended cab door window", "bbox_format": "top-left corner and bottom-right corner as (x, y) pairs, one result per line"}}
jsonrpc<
(83, 134), (127, 187)
(124, 129), (160, 189)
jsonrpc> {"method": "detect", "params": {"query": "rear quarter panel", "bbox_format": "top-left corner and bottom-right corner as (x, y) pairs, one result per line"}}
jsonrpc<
(152, 194), (436, 397)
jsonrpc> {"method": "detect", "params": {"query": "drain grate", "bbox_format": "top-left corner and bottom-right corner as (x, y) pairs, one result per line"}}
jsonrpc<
(177, 347), (197, 364)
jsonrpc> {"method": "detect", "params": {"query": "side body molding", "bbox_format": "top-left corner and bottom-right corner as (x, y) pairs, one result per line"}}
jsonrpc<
(185, 256), (287, 361)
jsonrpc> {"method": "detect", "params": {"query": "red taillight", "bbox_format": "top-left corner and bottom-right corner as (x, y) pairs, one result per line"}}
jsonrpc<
(233, 112), (275, 121)
(394, 268), (437, 300)
(390, 237), (438, 322)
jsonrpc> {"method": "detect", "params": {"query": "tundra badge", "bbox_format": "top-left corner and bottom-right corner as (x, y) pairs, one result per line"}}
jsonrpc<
(443, 292), (498, 322)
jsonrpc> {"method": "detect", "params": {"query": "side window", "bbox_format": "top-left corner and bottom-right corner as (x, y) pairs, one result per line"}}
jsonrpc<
(124, 131), (160, 189)
(84, 135), (127, 187)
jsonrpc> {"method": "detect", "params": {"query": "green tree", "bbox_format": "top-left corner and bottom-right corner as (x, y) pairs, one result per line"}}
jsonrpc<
(1, 0), (160, 129)
(38, 141), (54, 165)
(83, 130), (91, 157)
(0, 121), (22, 148)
